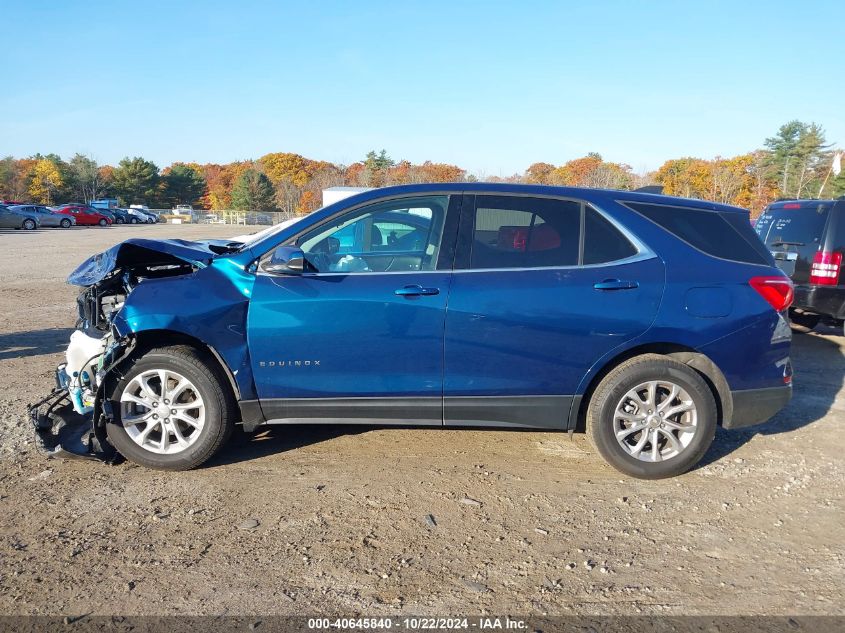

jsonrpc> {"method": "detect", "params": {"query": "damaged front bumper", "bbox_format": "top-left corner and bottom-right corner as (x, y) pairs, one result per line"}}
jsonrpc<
(28, 366), (118, 462)
(28, 330), (135, 463)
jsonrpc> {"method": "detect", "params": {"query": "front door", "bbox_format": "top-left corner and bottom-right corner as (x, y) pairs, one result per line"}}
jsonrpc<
(248, 194), (461, 425)
(443, 194), (664, 429)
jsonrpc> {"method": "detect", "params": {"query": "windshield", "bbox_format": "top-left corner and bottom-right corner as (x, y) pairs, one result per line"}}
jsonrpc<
(755, 206), (830, 246)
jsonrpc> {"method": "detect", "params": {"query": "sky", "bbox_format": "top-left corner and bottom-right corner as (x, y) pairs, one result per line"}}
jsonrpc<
(2, 0), (842, 176)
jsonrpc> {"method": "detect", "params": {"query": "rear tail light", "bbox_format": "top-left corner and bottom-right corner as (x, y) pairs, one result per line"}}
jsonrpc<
(809, 251), (842, 286)
(749, 276), (794, 312)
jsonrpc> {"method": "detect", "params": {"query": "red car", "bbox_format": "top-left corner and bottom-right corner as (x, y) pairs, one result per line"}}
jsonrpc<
(53, 204), (112, 227)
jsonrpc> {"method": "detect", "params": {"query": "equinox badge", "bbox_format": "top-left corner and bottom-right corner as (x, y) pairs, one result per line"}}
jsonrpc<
(258, 360), (321, 367)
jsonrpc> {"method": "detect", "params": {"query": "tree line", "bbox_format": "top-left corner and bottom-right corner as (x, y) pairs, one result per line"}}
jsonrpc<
(1, 121), (841, 216)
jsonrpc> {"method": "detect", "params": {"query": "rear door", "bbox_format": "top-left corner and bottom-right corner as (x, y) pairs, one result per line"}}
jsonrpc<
(442, 194), (664, 429)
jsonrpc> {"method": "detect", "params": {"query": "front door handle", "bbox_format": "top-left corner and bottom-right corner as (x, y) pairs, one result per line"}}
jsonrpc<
(395, 285), (440, 297)
(593, 279), (639, 290)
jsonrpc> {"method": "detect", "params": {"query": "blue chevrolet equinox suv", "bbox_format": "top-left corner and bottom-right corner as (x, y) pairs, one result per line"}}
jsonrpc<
(30, 184), (793, 479)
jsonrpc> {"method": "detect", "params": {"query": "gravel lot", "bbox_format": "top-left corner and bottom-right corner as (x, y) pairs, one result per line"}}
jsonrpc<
(0, 224), (843, 616)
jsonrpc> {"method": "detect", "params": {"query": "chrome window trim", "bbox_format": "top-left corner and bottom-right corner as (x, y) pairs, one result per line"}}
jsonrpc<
(255, 252), (658, 279)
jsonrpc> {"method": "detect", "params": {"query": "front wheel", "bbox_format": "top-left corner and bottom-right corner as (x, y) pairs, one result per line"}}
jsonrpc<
(22, 218), (37, 230)
(60, 218), (71, 228)
(106, 346), (235, 470)
(130, 217), (138, 224)
(587, 354), (717, 479)
(98, 218), (107, 226)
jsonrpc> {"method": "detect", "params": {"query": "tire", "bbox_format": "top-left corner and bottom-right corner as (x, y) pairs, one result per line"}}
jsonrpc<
(22, 218), (37, 230)
(789, 309), (820, 333)
(130, 217), (138, 224)
(99, 218), (107, 227)
(587, 354), (717, 479)
(60, 218), (71, 228)
(115, 217), (124, 224)
(106, 345), (236, 471)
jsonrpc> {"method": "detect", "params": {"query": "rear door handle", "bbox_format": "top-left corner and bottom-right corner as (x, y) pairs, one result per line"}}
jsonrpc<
(593, 279), (639, 290)
(395, 285), (440, 297)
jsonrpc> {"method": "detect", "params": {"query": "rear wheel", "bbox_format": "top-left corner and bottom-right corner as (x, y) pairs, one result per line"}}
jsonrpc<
(22, 218), (37, 230)
(106, 346), (235, 470)
(789, 309), (820, 333)
(60, 218), (71, 228)
(587, 354), (717, 479)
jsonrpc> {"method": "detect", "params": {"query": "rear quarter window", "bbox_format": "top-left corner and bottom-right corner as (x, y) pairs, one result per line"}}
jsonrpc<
(583, 207), (638, 264)
(623, 201), (769, 265)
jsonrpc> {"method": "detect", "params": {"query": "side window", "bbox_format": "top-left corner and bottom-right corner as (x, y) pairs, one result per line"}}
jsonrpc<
(623, 201), (768, 265)
(470, 196), (580, 269)
(583, 207), (638, 264)
(295, 195), (449, 273)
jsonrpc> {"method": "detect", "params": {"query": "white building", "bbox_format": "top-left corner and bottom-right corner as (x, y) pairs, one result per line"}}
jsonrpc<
(322, 187), (372, 207)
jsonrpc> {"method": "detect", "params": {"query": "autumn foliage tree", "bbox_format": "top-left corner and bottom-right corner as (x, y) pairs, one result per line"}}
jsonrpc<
(0, 120), (838, 218)
(29, 158), (64, 204)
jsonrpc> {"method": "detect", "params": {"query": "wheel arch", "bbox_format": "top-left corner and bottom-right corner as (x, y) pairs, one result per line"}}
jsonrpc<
(130, 330), (241, 402)
(569, 343), (733, 432)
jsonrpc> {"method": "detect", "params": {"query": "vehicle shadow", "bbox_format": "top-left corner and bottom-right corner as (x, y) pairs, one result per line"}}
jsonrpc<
(208, 425), (364, 467)
(0, 328), (75, 361)
(699, 325), (844, 466)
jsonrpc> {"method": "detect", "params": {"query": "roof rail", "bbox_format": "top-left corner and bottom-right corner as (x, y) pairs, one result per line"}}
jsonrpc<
(633, 185), (664, 194)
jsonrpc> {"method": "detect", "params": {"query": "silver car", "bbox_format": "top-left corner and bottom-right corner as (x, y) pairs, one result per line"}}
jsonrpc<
(9, 205), (75, 228)
(125, 208), (154, 224)
(0, 204), (41, 230)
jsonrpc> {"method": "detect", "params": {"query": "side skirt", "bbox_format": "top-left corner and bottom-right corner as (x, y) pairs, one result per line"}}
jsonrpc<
(444, 395), (572, 430)
(259, 397), (443, 427)
(244, 395), (573, 431)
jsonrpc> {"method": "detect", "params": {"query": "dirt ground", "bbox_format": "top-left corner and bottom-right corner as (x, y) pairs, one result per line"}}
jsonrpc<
(0, 224), (842, 617)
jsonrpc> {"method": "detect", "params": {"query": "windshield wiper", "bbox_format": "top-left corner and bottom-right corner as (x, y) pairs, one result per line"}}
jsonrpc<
(770, 240), (805, 247)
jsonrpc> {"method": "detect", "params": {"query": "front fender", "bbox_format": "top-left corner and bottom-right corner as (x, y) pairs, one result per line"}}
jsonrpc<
(111, 258), (258, 400)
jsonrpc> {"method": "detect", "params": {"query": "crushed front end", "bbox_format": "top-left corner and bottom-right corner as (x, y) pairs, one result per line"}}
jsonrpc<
(29, 284), (133, 462)
(27, 238), (217, 462)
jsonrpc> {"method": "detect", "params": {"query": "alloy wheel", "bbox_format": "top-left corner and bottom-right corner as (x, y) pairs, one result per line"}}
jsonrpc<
(120, 369), (206, 455)
(613, 380), (698, 462)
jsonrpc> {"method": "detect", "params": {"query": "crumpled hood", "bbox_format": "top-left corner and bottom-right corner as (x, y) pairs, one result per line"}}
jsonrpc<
(67, 238), (238, 286)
